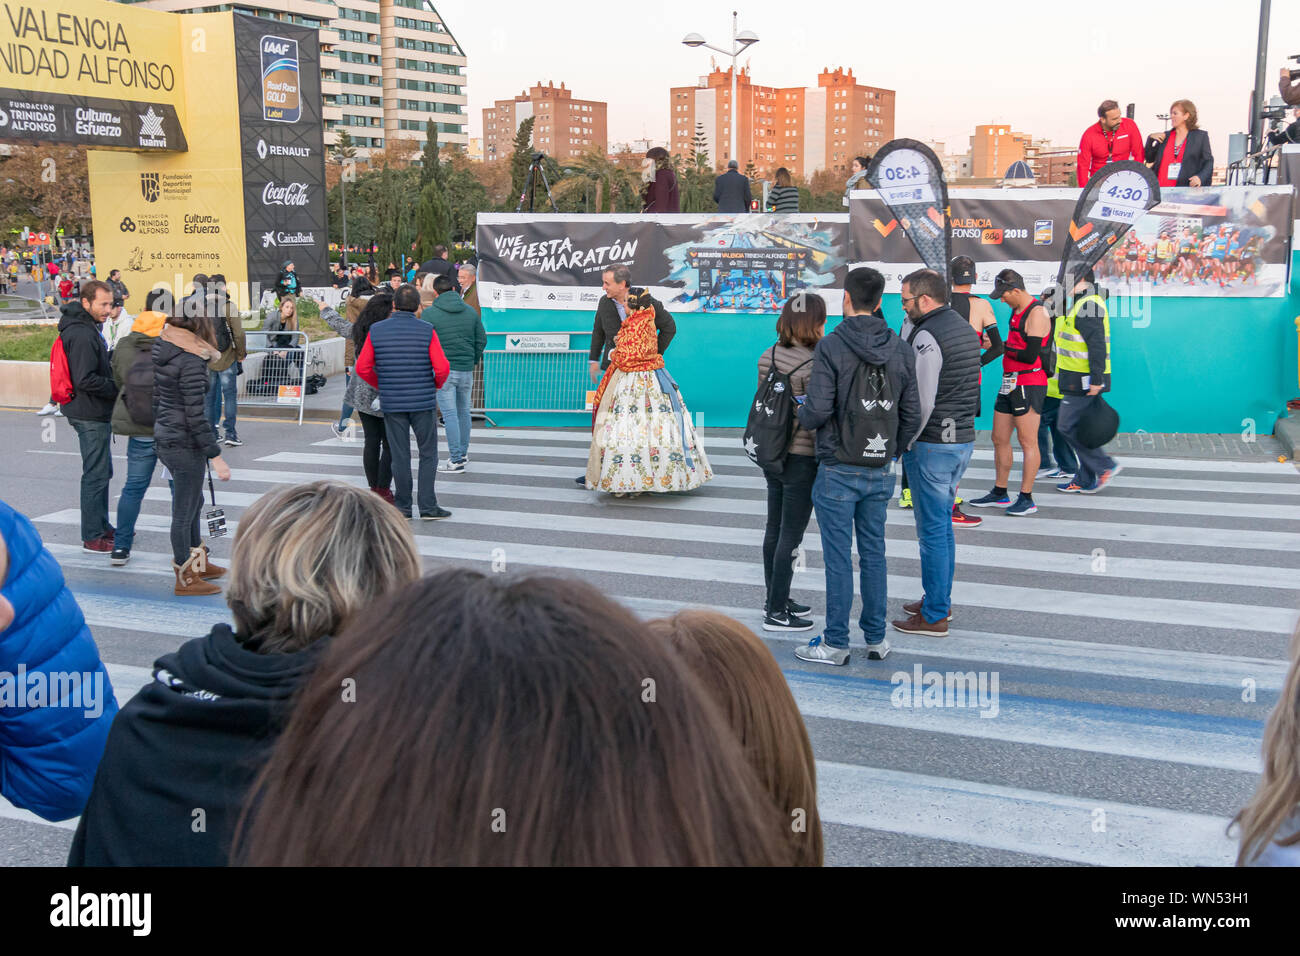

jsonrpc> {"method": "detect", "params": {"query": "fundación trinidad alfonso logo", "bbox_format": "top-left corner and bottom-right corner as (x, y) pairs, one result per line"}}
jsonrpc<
(140, 173), (160, 203)
(0, 107), (8, 127)
(119, 217), (136, 233)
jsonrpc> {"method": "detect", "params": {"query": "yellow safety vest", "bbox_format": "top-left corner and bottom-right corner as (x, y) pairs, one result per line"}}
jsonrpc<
(1048, 294), (1110, 398)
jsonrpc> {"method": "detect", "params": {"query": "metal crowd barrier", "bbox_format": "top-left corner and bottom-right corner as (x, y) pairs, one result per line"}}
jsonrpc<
(239, 330), (311, 425)
(473, 331), (592, 416)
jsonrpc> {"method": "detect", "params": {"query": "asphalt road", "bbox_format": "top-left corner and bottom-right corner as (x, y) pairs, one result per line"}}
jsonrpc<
(1, 408), (1298, 866)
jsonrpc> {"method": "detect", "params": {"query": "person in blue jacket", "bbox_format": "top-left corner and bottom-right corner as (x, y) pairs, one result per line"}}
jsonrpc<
(0, 498), (118, 821)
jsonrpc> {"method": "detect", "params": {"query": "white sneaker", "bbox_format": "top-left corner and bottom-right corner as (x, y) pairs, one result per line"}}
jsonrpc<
(438, 459), (465, 473)
(38, 402), (58, 416)
(794, 636), (849, 666)
(330, 422), (357, 442)
(864, 639), (891, 661)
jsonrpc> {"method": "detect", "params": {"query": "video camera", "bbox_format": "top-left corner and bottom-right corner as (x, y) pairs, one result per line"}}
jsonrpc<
(531, 151), (546, 164)
(1287, 53), (1300, 81)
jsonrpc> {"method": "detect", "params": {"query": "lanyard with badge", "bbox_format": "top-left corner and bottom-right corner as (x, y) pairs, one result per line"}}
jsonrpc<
(1166, 135), (1184, 181)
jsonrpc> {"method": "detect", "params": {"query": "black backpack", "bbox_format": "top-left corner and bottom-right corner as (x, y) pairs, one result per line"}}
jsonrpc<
(123, 344), (155, 427)
(211, 308), (232, 354)
(743, 346), (811, 475)
(834, 359), (898, 467)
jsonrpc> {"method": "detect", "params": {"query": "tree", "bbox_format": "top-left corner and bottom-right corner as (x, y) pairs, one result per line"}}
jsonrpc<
(419, 121), (447, 194)
(0, 145), (91, 237)
(414, 179), (451, 261)
(509, 117), (536, 204)
(691, 123), (710, 171)
(374, 163), (417, 272)
(445, 165), (488, 241)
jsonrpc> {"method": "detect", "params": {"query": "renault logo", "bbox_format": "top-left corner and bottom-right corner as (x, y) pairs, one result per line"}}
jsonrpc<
(256, 139), (268, 160)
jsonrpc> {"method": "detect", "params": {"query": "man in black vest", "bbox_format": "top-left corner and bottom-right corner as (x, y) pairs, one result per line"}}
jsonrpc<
(356, 284), (452, 519)
(893, 268), (981, 637)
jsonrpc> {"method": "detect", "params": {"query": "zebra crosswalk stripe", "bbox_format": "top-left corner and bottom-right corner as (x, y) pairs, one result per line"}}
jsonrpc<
(14, 426), (1299, 866)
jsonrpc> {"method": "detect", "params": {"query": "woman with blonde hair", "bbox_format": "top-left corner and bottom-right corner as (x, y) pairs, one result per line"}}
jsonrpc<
(68, 481), (422, 866)
(1233, 620), (1300, 865)
(649, 609), (824, 865)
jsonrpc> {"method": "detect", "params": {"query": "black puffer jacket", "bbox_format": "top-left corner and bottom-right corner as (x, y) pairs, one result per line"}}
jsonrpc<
(152, 336), (222, 458)
(56, 301), (117, 422)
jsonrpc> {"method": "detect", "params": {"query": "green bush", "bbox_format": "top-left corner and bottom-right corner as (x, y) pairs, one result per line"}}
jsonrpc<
(0, 324), (57, 362)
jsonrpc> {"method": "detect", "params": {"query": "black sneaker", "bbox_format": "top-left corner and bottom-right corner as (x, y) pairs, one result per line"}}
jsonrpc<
(420, 507), (452, 521)
(574, 475), (589, 488)
(762, 610), (814, 632)
(223, 434), (243, 447)
(787, 599), (812, 615)
(110, 548), (131, 566)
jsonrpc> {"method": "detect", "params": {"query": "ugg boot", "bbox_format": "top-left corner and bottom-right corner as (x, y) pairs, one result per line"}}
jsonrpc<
(174, 549), (222, 596)
(196, 543), (226, 580)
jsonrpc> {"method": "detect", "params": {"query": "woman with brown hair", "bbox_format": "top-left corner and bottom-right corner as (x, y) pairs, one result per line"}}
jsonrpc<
(756, 293), (826, 632)
(766, 167), (801, 213)
(648, 609), (824, 865)
(151, 292), (232, 595)
(641, 145), (680, 213)
(1233, 619), (1300, 866)
(69, 481), (422, 866)
(1145, 99), (1213, 188)
(236, 569), (796, 866)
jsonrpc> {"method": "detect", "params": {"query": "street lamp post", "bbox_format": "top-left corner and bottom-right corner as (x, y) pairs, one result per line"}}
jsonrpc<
(682, 11), (759, 169)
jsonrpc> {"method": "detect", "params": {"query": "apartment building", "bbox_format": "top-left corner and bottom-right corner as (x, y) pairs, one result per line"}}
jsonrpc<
(482, 82), (608, 163)
(126, 0), (468, 156)
(969, 124), (1032, 179)
(668, 66), (895, 178)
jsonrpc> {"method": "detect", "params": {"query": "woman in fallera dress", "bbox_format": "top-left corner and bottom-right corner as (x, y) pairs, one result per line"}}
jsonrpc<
(583, 288), (713, 496)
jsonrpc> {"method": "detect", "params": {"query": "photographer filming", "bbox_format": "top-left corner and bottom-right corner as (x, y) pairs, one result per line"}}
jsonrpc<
(1280, 64), (1300, 107)
(1268, 107), (1300, 145)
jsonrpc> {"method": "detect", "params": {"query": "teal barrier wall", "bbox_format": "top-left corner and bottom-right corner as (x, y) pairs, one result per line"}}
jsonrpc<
(481, 277), (1300, 435)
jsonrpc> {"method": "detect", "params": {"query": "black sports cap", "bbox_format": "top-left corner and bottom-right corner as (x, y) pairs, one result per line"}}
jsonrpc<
(990, 269), (1026, 299)
(950, 256), (976, 285)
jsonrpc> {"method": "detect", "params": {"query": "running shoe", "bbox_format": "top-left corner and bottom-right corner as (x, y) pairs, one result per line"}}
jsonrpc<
(762, 610), (814, 633)
(438, 459), (465, 473)
(794, 636), (849, 666)
(37, 402), (59, 416)
(1035, 466), (1056, 478)
(1057, 479), (1096, 493)
(223, 434), (243, 447)
(1085, 463), (1123, 493)
(967, 490), (1011, 508)
(897, 487), (913, 509)
(1005, 493), (1038, 516)
(951, 508), (982, 527)
(1044, 468), (1074, 480)
(864, 639), (892, 661)
(787, 599), (812, 615)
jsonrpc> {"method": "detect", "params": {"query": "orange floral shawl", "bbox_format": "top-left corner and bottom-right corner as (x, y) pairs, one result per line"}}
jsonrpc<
(591, 305), (664, 422)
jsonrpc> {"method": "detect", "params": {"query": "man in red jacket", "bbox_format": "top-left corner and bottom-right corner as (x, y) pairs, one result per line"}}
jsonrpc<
(1077, 99), (1144, 187)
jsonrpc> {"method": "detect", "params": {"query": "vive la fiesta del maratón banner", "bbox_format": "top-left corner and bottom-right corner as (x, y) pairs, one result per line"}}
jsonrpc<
(0, 1), (187, 150)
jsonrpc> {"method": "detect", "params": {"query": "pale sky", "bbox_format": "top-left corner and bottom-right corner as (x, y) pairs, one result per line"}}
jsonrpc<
(436, 0), (1300, 165)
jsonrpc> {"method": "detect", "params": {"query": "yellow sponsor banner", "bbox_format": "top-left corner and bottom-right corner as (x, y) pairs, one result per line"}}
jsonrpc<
(0, 0), (183, 108)
(87, 14), (250, 306)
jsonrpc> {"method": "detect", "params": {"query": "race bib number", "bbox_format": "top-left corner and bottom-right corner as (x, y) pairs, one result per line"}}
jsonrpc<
(999, 372), (1018, 396)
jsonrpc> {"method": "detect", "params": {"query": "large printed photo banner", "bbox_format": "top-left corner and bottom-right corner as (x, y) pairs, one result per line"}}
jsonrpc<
(849, 186), (1294, 297)
(477, 213), (851, 314)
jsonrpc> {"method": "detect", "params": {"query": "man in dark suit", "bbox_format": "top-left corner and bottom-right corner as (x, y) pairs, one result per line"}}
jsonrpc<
(713, 159), (752, 213)
(419, 244), (460, 293)
(574, 263), (677, 486)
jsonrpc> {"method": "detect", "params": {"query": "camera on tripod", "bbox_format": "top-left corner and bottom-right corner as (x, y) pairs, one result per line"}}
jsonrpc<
(531, 151), (546, 163)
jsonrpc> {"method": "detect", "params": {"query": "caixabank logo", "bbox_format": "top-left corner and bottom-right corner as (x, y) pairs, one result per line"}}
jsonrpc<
(261, 36), (302, 123)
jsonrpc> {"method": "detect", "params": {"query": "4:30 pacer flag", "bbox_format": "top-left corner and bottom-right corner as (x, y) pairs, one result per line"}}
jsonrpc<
(1058, 160), (1160, 285)
(865, 139), (951, 279)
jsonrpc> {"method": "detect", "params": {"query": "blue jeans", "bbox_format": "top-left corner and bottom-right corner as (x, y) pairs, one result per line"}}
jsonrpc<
(902, 441), (975, 623)
(339, 368), (354, 426)
(68, 418), (113, 541)
(115, 437), (158, 552)
(205, 365), (239, 438)
(812, 461), (896, 648)
(437, 369), (474, 462)
(1037, 396), (1077, 473)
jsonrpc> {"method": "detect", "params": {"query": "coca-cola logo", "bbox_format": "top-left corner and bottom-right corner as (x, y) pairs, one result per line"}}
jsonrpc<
(261, 181), (309, 206)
